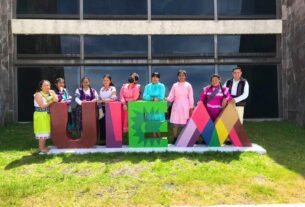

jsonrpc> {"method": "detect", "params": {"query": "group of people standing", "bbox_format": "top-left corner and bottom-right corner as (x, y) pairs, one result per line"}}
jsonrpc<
(33, 67), (249, 153)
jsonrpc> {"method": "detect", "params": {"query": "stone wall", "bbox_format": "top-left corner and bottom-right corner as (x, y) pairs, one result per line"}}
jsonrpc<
(0, 0), (14, 126)
(282, 0), (305, 126)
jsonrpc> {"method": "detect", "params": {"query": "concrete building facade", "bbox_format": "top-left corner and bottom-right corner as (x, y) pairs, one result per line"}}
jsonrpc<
(0, 0), (304, 126)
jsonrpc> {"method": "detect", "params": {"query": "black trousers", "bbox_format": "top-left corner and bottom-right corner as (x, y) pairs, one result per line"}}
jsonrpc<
(99, 106), (106, 145)
(68, 112), (73, 126)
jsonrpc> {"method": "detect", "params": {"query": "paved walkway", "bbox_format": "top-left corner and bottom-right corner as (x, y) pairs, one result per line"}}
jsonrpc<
(46, 144), (267, 155)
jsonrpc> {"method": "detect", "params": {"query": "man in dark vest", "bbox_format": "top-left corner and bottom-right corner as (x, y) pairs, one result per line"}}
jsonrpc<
(224, 67), (249, 124)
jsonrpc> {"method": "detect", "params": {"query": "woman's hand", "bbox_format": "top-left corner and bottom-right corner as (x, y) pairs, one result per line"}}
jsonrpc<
(104, 99), (114, 103)
(229, 99), (236, 104)
(50, 90), (59, 102)
(123, 104), (128, 111)
(189, 108), (194, 117)
(46, 99), (53, 106)
(222, 99), (228, 108)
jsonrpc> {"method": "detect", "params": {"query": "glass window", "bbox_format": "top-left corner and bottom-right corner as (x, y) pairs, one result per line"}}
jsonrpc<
(17, 67), (80, 121)
(17, 0), (79, 18)
(218, 0), (276, 19)
(218, 65), (279, 118)
(152, 36), (214, 57)
(152, 65), (215, 101)
(218, 35), (276, 57)
(17, 35), (80, 58)
(84, 66), (148, 95)
(152, 0), (214, 19)
(84, 0), (147, 19)
(84, 36), (148, 58)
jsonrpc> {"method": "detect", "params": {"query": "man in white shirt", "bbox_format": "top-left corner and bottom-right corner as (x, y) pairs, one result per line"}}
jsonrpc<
(223, 67), (249, 124)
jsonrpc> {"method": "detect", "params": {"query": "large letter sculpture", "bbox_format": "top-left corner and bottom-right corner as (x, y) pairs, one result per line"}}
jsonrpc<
(50, 102), (98, 148)
(105, 102), (123, 148)
(128, 101), (168, 148)
(176, 102), (252, 147)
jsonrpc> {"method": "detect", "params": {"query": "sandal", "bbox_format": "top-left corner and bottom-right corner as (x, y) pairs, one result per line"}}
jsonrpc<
(39, 148), (49, 154)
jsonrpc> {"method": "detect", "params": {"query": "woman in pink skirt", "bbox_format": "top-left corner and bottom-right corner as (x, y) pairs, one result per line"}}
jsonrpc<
(199, 74), (232, 121)
(166, 70), (194, 144)
(120, 73), (141, 133)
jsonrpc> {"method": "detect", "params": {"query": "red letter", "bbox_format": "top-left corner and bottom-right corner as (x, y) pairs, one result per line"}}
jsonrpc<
(50, 102), (98, 148)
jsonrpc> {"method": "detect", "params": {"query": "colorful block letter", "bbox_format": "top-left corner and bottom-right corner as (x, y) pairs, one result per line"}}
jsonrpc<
(128, 101), (168, 148)
(106, 102), (123, 148)
(50, 102), (98, 148)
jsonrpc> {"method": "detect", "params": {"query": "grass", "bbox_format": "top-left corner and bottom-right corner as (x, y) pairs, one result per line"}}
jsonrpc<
(0, 121), (305, 206)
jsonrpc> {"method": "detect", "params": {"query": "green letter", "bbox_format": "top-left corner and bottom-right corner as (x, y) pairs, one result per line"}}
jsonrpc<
(128, 101), (168, 148)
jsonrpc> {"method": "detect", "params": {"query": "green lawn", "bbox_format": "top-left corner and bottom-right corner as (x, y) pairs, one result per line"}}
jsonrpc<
(0, 122), (305, 206)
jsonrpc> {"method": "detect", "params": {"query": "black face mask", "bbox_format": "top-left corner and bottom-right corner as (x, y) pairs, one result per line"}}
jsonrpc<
(128, 77), (135, 83)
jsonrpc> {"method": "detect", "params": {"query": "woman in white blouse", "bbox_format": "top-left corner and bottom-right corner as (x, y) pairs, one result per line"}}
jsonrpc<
(97, 74), (117, 144)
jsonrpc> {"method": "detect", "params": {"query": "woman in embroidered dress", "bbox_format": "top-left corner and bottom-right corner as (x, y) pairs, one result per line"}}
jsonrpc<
(33, 80), (58, 153)
(97, 74), (117, 144)
(74, 77), (98, 133)
(199, 74), (232, 121)
(54, 77), (74, 129)
(166, 70), (194, 144)
(143, 72), (166, 137)
(120, 73), (140, 133)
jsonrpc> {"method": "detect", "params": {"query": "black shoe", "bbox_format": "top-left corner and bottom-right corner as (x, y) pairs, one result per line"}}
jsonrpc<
(171, 137), (177, 144)
(99, 140), (106, 146)
(224, 139), (232, 145)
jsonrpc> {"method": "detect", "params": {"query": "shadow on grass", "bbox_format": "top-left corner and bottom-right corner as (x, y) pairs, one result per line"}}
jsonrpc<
(4, 151), (243, 170)
(2, 123), (242, 170)
(4, 153), (54, 170)
(0, 123), (37, 151)
(2, 122), (305, 178)
(245, 121), (305, 177)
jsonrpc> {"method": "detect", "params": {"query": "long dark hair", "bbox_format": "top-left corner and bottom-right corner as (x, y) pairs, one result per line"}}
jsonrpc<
(36, 80), (51, 92)
(80, 77), (94, 94)
(103, 74), (114, 87)
(130, 72), (139, 82)
(128, 72), (139, 84)
(54, 77), (65, 93)
(209, 74), (225, 97)
(177, 69), (187, 77)
(79, 77), (95, 99)
(81, 77), (91, 89)
(55, 77), (64, 85)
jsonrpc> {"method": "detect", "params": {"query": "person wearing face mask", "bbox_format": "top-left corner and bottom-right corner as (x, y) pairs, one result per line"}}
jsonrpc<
(143, 72), (166, 138)
(120, 73), (141, 133)
(223, 67), (249, 124)
(199, 74), (232, 122)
